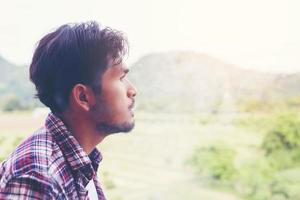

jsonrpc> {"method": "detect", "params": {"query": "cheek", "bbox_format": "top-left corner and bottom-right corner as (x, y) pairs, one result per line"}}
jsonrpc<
(102, 83), (128, 111)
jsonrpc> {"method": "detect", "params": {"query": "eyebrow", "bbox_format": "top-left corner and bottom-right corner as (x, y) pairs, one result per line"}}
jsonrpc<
(123, 68), (129, 74)
(116, 67), (129, 77)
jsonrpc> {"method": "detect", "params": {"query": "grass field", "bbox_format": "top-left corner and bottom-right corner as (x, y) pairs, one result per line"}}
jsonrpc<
(0, 110), (267, 200)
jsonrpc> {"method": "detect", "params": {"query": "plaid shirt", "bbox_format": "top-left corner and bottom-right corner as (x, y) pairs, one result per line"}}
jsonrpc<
(0, 113), (106, 200)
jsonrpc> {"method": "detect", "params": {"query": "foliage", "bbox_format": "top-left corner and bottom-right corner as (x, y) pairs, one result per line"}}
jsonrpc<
(0, 56), (38, 111)
(270, 168), (300, 200)
(233, 114), (272, 132)
(285, 96), (300, 109)
(189, 111), (300, 200)
(241, 112), (300, 200)
(262, 112), (300, 152)
(236, 98), (285, 113)
(262, 112), (300, 169)
(237, 166), (300, 200)
(188, 143), (236, 183)
(2, 95), (24, 112)
(234, 158), (276, 200)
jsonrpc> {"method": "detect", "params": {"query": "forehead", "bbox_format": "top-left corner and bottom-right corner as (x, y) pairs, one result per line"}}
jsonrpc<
(104, 60), (129, 77)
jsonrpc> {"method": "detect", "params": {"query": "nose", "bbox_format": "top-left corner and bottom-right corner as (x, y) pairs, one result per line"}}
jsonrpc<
(127, 80), (137, 98)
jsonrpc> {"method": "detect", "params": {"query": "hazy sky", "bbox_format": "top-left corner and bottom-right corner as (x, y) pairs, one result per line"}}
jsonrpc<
(0, 0), (299, 73)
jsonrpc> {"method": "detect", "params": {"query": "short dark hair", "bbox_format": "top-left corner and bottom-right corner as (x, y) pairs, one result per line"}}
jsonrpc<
(30, 21), (128, 113)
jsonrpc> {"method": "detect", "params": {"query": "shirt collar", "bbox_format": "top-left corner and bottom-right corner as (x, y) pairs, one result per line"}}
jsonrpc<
(45, 112), (102, 174)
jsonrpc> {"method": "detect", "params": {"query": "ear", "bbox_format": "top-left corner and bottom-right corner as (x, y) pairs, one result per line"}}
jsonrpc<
(70, 84), (96, 112)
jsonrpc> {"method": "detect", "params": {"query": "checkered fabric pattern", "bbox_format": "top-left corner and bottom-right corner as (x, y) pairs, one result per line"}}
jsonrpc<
(0, 113), (106, 200)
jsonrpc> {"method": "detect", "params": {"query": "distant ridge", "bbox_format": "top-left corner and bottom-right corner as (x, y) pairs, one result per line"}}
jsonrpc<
(0, 55), (37, 110)
(1, 52), (299, 112)
(129, 51), (300, 113)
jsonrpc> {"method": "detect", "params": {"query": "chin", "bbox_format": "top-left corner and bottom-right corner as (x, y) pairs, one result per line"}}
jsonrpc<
(96, 120), (135, 134)
(120, 118), (135, 132)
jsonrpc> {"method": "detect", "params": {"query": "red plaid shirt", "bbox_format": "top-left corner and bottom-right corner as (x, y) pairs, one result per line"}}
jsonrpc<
(0, 113), (106, 200)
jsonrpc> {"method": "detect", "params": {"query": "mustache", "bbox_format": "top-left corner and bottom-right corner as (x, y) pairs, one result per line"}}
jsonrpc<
(129, 99), (135, 109)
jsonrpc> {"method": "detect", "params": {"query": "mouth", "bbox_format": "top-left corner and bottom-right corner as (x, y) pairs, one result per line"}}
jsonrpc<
(128, 100), (135, 115)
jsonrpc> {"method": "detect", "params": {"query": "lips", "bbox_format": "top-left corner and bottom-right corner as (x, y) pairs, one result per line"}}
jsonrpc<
(129, 104), (134, 110)
(129, 99), (135, 110)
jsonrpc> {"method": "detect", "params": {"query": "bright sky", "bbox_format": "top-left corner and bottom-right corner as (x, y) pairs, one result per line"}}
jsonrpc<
(0, 0), (299, 73)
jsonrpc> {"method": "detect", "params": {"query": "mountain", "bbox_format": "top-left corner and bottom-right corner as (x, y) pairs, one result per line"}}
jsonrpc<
(129, 51), (300, 113)
(0, 56), (24, 84)
(1, 52), (299, 112)
(0, 56), (37, 110)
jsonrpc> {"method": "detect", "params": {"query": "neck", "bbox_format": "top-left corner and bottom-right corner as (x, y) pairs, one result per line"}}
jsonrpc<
(59, 110), (106, 155)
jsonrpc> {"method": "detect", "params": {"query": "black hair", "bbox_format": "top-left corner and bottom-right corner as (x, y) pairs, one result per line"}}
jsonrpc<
(30, 21), (128, 113)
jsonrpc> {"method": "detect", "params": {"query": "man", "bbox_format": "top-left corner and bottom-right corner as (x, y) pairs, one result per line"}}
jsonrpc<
(0, 21), (137, 199)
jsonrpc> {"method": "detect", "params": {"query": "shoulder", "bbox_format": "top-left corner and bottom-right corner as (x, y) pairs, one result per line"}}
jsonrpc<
(0, 127), (65, 185)
(0, 127), (62, 198)
(1, 127), (53, 176)
(0, 170), (58, 199)
(0, 127), (67, 198)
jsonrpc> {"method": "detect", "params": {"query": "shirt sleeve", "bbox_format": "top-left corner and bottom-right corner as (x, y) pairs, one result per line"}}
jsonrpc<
(0, 172), (56, 199)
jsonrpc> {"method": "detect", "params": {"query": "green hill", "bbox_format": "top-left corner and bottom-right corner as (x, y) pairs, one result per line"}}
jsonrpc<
(1, 51), (300, 112)
(0, 56), (37, 111)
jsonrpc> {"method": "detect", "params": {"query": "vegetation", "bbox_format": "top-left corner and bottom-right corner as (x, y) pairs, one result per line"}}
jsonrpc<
(188, 144), (236, 183)
(0, 56), (39, 112)
(189, 110), (300, 200)
(2, 52), (300, 199)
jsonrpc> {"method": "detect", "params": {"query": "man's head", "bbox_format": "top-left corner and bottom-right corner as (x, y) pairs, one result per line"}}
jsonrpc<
(30, 21), (137, 134)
